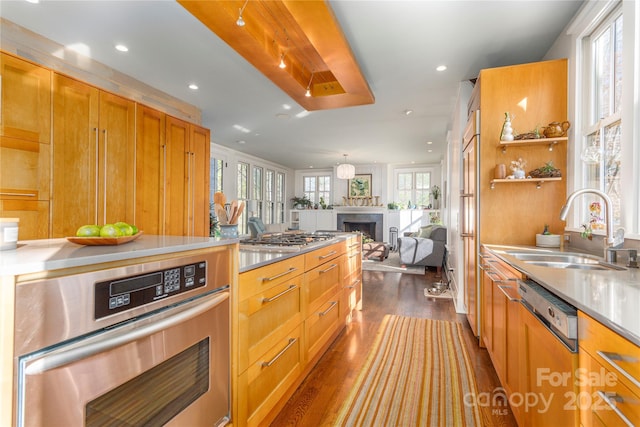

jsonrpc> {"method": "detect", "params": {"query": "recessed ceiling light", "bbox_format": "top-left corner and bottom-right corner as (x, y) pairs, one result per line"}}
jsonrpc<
(428, 149), (433, 153)
(404, 109), (413, 115)
(282, 104), (292, 110)
(236, 140), (246, 144)
(309, 165), (314, 168)
(115, 44), (129, 52)
(233, 124), (251, 133)
(24, 0), (39, 4)
(436, 65), (447, 72)
(188, 83), (199, 90)
(295, 111), (310, 119)
(427, 141), (433, 145)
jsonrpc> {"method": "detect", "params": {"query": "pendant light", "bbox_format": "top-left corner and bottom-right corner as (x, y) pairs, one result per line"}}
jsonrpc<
(236, 0), (249, 26)
(337, 154), (355, 179)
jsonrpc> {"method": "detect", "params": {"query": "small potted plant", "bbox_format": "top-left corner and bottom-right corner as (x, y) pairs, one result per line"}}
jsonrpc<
(431, 185), (441, 209)
(510, 158), (527, 179)
(291, 195), (312, 209)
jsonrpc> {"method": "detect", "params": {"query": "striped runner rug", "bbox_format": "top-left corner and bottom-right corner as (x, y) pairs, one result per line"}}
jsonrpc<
(335, 315), (481, 426)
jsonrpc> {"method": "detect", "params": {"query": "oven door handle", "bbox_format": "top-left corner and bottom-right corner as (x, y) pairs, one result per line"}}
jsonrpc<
(24, 291), (229, 376)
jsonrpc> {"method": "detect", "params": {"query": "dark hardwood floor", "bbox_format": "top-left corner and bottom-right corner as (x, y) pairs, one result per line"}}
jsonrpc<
(270, 268), (518, 426)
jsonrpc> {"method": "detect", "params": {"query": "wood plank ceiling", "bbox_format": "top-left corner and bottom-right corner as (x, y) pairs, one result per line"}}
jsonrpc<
(178, 0), (375, 111)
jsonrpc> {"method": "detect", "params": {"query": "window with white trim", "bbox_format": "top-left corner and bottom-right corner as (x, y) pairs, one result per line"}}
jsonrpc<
(394, 169), (432, 208)
(579, 6), (623, 231)
(303, 175), (331, 206)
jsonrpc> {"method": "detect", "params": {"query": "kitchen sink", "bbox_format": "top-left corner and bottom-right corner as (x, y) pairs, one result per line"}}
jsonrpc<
(504, 251), (626, 271)
(524, 261), (625, 271)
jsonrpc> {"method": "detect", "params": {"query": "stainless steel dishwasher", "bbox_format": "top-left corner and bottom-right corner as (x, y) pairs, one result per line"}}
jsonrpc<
(518, 279), (580, 427)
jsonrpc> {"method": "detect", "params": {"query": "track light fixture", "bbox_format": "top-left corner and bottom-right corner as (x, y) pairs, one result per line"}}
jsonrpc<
(305, 73), (313, 97)
(236, 0), (249, 26)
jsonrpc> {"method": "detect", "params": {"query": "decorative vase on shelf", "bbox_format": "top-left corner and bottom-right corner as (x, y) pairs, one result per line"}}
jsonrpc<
(513, 169), (526, 179)
(500, 112), (514, 141)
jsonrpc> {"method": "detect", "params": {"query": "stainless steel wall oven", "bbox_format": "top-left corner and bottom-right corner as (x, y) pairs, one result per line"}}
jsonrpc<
(13, 249), (231, 427)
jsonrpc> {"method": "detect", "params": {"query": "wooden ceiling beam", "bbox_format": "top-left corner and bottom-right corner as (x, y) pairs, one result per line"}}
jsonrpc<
(178, 0), (374, 110)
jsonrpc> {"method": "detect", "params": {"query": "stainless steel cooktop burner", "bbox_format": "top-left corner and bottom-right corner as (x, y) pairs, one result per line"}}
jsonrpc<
(240, 232), (337, 251)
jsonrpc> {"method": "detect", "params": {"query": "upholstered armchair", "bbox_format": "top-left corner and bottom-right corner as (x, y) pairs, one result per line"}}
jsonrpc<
(398, 225), (447, 274)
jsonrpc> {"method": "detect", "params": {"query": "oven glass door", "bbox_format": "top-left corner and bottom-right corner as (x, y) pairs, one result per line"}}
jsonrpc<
(18, 291), (229, 427)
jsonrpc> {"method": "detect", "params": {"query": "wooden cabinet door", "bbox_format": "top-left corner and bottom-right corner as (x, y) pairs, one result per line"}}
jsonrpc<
(97, 91), (135, 226)
(52, 74), (99, 237)
(0, 53), (51, 143)
(164, 116), (189, 236)
(52, 75), (134, 236)
(0, 53), (52, 239)
(481, 267), (493, 352)
(462, 120), (478, 336)
(189, 124), (210, 237)
(520, 304), (579, 427)
(135, 105), (165, 235)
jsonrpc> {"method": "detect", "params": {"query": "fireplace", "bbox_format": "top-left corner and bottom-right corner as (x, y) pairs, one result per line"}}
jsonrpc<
(337, 214), (383, 241)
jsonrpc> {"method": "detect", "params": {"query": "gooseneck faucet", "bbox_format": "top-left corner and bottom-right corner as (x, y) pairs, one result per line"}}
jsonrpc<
(560, 188), (624, 260)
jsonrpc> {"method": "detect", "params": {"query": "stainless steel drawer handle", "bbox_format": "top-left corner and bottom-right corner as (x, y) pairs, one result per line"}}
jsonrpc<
(597, 350), (640, 389)
(349, 252), (361, 259)
(596, 391), (634, 427)
(0, 192), (35, 197)
(261, 338), (297, 368)
(346, 279), (361, 289)
(349, 242), (360, 248)
(25, 291), (229, 375)
(497, 285), (520, 302)
(262, 267), (298, 282)
(319, 264), (338, 274)
(319, 250), (337, 259)
(319, 301), (338, 316)
(262, 285), (297, 303)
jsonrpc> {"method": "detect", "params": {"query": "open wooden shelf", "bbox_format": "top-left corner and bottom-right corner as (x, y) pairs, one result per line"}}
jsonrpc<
(499, 136), (568, 152)
(490, 177), (562, 189)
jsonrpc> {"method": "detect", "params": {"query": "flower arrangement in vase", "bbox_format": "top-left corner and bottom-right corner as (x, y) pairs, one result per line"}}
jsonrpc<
(510, 158), (527, 179)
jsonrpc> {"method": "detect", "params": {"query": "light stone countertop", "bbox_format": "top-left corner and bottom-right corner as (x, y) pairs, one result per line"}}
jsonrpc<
(238, 234), (352, 273)
(0, 235), (238, 276)
(485, 244), (640, 347)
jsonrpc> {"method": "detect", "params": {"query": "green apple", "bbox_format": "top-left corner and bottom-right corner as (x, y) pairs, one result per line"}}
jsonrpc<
(76, 224), (101, 237)
(100, 224), (123, 238)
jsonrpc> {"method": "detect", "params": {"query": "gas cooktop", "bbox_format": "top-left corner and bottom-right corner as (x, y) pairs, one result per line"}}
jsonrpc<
(240, 232), (338, 252)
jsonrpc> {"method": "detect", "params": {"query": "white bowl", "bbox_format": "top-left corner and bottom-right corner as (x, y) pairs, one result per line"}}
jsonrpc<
(536, 233), (561, 248)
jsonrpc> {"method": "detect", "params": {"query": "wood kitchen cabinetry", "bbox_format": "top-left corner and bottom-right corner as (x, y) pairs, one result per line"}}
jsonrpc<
(0, 53), (51, 239)
(480, 247), (525, 425)
(234, 238), (360, 427)
(1, 51), (210, 239)
(340, 234), (362, 323)
(578, 312), (640, 427)
(463, 59), (568, 339)
(135, 107), (210, 237)
(520, 303), (579, 427)
(51, 73), (135, 237)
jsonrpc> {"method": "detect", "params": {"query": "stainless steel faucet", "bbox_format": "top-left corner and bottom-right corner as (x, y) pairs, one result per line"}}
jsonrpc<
(559, 188), (624, 260)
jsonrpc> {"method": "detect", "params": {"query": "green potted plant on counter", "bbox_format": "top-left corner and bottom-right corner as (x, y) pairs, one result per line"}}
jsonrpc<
(291, 195), (312, 209)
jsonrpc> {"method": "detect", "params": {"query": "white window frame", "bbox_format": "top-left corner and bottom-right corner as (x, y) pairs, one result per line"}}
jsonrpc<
(568, 0), (639, 239)
(393, 167), (434, 208)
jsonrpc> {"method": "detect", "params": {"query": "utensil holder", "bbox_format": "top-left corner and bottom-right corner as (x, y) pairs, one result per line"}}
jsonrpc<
(219, 224), (238, 238)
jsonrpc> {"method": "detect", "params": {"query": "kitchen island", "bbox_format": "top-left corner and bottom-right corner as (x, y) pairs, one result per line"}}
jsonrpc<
(234, 232), (362, 427)
(0, 235), (238, 427)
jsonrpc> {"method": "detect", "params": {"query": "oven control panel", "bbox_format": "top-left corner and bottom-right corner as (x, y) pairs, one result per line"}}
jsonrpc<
(94, 261), (207, 319)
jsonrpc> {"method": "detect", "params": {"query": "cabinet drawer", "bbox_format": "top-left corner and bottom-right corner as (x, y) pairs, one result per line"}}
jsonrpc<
(238, 324), (303, 427)
(304, 259), (341, 315)
(239, 255), (304, 301)
(579, 351), (640, 427)
(579, 312), (640, 395)
(343, 246), (362, 277)
(305, 297), (341, 362)
(238, 277), (303, 373)
(341, 273), (362, 322)
(0, 200), (49, 240)
(304, 241), (345, 271)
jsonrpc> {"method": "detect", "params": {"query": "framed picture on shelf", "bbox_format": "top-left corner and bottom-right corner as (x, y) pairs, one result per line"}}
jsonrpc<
(348, 174), (372, 197)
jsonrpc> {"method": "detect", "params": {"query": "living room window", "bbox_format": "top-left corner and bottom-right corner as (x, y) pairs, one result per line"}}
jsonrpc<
(303, 175), (331, 206)
(394, 169), (432, 208)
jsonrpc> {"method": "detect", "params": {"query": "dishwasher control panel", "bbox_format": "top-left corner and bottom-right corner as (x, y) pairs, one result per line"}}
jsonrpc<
(94, 261), (207, 319)
(518, 279), (578, 340)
